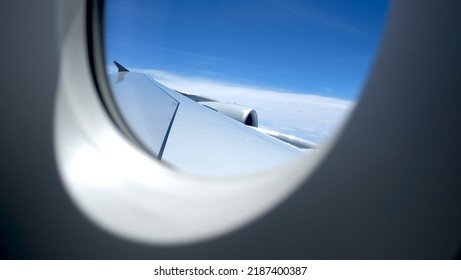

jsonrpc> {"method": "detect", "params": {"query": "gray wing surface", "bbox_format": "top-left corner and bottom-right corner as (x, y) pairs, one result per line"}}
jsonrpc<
(108, 71), (304, 177)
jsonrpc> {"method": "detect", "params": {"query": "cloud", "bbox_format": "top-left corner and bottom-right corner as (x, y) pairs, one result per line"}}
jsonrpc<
(129, 68), (354, 144)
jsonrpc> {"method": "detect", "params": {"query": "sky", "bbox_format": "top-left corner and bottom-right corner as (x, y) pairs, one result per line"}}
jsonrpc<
(104, 0), (389, 143)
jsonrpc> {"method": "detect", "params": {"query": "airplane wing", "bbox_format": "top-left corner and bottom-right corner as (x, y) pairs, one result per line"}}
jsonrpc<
(108, 62), (308, 177)
(178, 94), (320, 149)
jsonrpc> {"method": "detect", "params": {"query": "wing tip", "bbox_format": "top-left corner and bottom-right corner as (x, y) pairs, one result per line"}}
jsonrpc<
(113, 61), (129, 72)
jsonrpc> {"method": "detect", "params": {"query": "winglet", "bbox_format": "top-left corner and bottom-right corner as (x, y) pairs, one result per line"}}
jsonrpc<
(113, 61), (129, 72)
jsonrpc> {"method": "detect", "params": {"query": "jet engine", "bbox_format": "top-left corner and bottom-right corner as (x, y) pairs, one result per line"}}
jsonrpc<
(198, 101), (258, 127)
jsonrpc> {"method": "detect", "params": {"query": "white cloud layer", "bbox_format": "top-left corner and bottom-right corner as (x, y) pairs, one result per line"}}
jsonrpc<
(113, 66), (354, 143)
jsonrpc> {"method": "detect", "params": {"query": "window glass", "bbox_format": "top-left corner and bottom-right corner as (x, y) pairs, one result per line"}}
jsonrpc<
(103, 0), (389, 176)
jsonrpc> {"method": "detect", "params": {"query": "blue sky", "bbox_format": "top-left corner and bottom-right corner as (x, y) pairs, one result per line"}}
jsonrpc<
(104, 0), (389, 101)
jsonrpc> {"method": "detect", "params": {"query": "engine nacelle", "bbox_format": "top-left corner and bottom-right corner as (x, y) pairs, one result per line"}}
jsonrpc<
(199, 101), (258, 127)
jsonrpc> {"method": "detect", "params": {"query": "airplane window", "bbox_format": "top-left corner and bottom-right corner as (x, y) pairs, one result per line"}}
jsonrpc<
(102, 0), (389, 177)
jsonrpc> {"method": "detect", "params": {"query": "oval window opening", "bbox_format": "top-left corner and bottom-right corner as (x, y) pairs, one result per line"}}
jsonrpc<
(102, 0), (390, 177)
